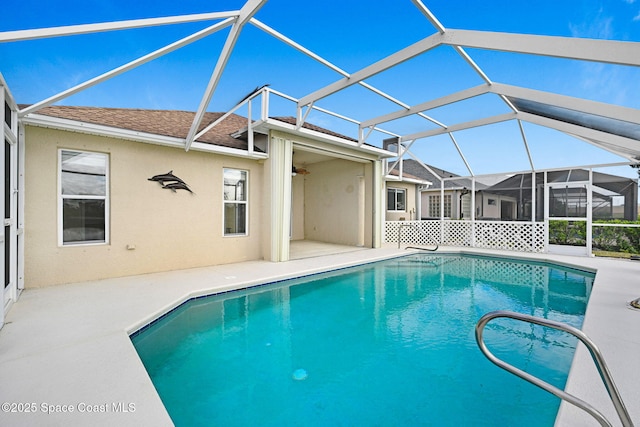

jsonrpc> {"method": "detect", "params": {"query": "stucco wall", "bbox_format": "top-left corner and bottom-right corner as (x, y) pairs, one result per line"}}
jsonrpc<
(291, 174), (305, 240)
(385, 182), (416, 221)
(304, 158), (369, 246)
(24, 126), (263, 287)
(480, 193), (517, 219)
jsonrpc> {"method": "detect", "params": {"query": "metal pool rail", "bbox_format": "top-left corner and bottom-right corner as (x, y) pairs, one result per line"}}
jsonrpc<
(397, 223), (439, 251)
(475, 310), (634, 427)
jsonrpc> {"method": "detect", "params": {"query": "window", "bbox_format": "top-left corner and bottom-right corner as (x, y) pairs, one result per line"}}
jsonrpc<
(387, 188), (406, 211)
(59, 149), (108, 245)
(428, 194), (452, 218)
(223, 168), (248, 235)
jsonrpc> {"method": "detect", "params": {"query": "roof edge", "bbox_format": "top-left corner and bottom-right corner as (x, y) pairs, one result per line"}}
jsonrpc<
(22, 113), (269, 160)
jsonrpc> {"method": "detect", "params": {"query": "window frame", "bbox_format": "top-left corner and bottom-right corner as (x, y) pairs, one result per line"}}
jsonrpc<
(58, 149), (109, 246)
(223, 168), (249, 237)
(387, 187), (406, 212)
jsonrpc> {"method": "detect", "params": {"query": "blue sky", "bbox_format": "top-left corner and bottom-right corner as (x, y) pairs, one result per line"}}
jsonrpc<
(1, 0), (639, 178)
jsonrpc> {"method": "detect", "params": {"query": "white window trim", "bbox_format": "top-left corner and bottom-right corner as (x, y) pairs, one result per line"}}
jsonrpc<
(387, 187), (406, 212)
(223, 168), (249, 237)
(57, 149), (110, 246)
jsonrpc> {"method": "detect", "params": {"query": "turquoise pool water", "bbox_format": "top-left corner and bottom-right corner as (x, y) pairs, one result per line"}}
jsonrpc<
(131, 254), (594, 426)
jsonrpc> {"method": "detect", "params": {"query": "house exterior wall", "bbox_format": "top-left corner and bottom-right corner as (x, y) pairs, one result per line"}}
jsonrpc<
(24, 126), (264, 287)
(304, 158), (371, 246)
(291, 174), (305, 240)
(479, 192), (517, 220)
(421, 189), (457, 219)
(385, 181), (417, 221)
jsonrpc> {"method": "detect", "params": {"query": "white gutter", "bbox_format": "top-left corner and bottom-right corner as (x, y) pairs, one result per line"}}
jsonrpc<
(252, 118), (396, 160)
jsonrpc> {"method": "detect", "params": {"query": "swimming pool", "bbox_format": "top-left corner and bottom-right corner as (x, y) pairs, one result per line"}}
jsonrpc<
(131, 253), (594, 426)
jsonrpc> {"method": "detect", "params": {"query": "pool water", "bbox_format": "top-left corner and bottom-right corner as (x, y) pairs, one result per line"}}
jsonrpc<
(131, 254), (594, 426)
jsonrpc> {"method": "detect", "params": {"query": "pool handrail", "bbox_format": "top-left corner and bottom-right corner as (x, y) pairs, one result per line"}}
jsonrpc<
(475, 310), (634, 427)
(397, 223), (438, 251)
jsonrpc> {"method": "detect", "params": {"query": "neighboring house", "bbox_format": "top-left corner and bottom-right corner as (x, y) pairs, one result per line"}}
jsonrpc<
(384, 169), (431, 221)
(481, 169), (638, 221)
(391, 160), (638, 222)
(393, 160), (488, 220)
(15, 105), (393, 287)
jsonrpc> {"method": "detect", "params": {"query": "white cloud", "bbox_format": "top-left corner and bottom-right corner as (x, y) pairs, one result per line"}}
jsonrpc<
(569, 16), (614, 39)
(634, 11), (640, 21)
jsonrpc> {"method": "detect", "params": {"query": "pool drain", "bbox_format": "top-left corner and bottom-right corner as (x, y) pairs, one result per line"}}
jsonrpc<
(292, 368), (308, 381)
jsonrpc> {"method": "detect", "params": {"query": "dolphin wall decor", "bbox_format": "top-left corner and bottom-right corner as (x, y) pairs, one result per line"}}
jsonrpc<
(148, 171), (194, 194)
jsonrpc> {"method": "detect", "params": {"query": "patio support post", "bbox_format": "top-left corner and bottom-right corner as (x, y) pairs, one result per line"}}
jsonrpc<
(544, 171), (549, 252)
(0, 84), (4, 330)
(267, 136), (292, 262)
(471, 177), (476, 248)
(531, 170), (536, 251)
(587, 169), (593, 256)
(372, 160), (384, 248)
(440, 179), (445, 245)
(247, 99), (254, 154)
(17, 124), (25, 292)
(261, 89), (269, 121)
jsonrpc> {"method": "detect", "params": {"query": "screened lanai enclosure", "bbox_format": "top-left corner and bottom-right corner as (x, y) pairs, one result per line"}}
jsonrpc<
(387, 165), (639, 256)
(2, 0), (640, 323)
(483, 169), (637, 222)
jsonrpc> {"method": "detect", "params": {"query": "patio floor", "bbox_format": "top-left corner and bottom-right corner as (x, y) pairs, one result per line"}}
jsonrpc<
(0, 246), (638, 426)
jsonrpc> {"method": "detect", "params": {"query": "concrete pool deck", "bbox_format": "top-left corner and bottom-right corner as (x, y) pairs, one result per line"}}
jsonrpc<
(0, 246), (638, 426)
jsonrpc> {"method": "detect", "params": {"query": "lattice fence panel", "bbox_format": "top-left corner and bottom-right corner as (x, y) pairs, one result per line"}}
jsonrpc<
(442, 221), (472, 246)
(386, 220), (441, 247)
(474, 221), (546, 253)
(385, 221), (547, 253)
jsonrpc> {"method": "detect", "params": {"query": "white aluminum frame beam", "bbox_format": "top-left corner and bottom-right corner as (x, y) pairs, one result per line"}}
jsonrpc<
(412, 0), (515, 119)
(412, 1), (493, 83)
(517, 119), (535, 171)
(19, 18), (236, 116)
(298, 32), (444, 108)
(361, 84), (491, 129)
(250, 19), (445, 129)
(0, 11), (239, 42)
(185, 0), (267, 151)
(516, 111), (640, 160)
(448, 132), (474, 176)
(441, 29), (640, 67)
(410, 0), (446, 33)
(301, 26), (639, 120)
(401, 112), (516, 142)
(489, 83), (640, 124)
(266, 87), (400, 139)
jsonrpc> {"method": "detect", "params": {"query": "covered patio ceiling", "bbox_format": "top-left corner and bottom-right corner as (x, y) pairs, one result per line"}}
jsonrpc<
(1, 0), (639, 176)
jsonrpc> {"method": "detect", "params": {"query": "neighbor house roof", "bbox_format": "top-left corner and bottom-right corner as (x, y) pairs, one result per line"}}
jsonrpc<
(386, 168), (430, 185)
(398, 159), (489, 191)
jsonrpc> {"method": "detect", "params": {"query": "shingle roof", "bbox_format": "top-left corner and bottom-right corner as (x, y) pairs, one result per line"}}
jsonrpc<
(271, 116), (358, 142)
(386, 168), (427, 183)
(26, 105), (251, 150)
(24, 106), (359, 151)
(399, 159), (488, 190)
